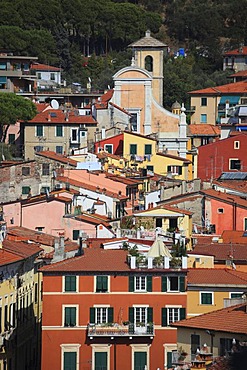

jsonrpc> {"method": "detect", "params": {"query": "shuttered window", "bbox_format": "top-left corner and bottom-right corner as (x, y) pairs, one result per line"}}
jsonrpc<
(95, 352), (107, 370)
(64, 352), (77, 370)
(65, 276), (76, 292)
(96, 276), (108, 292)
(64, 307), (76, 327)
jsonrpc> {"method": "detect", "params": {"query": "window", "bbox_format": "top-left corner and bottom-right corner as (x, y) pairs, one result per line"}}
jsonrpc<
(217, 208), (224, 214)
(135, 276), (146, 292)
(9, 303), (15, 328)
(56, 125), (63, 137)
(50, 73), (55, 81)
(200, 114), (207, 123)
(144, 144), (152, 155)
(129, 276), (152, 292)
(22, 186), (30, 195)
(161, 307), (186, 326)
(64, 306), (77, 327)
(36, 125), (44, 137)
(37, 73), (41, 79)
(220, 338), (238, 356)
(35, 146), (43, 153)
(130, 113), (138, 131)
(162, 276), (185, 292)
(64, 276), (77, 292)
(42, 163), (50, 176)
(191, 334), (200, 357)
(0, 63), (7, 70)
(146, 165), (154, 172)
(95, 352), (107, 370)
(89, 307), (113, 324)
(71, 129), (77, 142)
(234, 141), (240, 149)
(135, 307), (147, 324)
(4, 305), (8, 331)
(134, 352), (147, 370)
(104, 144), (113, 154)
(145, 55), (153, 72)
(96, 276), (108, 292)
(244, 218), (247, 231)
(230, 292), (243, 299)
(8, 134), (15, 144)
(167, 165), (182, 175)
(22, 167), (30, 176)
(0, 77), (7, 89)
(201, 98), (207, 106)
(200, 292), (213, 305)
(229, 159), (241, 170)
(130, 144), (137, 155)
(56, 146), (63, 154)
(63, 352), (77, 370)
(72, 230), (80, 240)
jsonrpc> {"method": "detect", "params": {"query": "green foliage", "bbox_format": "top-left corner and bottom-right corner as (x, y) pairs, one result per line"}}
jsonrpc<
(0, 93), (37, 142)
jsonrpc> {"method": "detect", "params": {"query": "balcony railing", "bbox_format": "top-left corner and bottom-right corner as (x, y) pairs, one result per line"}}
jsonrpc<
(88, 323), (154, 337)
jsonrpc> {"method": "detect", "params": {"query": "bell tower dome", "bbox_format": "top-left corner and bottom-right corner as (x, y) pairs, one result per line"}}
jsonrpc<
(128, 30), (167, 105)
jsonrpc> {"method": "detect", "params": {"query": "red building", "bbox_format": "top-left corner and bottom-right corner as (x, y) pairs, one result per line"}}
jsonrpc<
(198, 133), (247, 181)
(40, 247), (187, 370)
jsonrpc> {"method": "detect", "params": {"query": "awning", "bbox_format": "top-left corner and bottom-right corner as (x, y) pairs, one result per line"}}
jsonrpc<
(219, 95), (240, 105)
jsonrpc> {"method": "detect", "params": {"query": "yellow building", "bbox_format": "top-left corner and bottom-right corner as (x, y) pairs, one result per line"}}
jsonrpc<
(0, 240), (42, 370)
(123, 131), (191, 179)
(187, 268), (247, 318)
(133, 204), (193, 245)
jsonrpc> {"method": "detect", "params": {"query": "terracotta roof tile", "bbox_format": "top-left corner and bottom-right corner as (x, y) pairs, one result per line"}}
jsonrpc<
(190, 243), (247, 261)
(35, 103), (50, 113)
(0, 248), (22, 266)
(40, 248), (129, 273)
(187, 268), (247, 286)
(188, 124), (220, 136)
(173, 303), (247, 334)
(35, 151), (77, 166)
(31, 63), (61, 71)
(3, 239), (42, 258)
(129, 32), (167, 48)
(189, 81), (247, 95)
(157, 152), (191, 163)
(229, 70), (247, 78)
(27, 109), (97, 125)
(221, 230), (247, 244)
(224, 47), (247, 56)
(202, 188), (247, 208)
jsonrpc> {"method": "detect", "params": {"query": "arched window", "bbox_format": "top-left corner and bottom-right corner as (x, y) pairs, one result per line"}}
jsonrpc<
(145, 55), (153, 72)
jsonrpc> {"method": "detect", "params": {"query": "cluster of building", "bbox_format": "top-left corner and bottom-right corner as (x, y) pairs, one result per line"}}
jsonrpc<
(0, 31), (247, 370)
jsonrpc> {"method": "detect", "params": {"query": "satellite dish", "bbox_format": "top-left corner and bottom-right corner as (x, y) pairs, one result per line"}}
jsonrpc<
(51, 99), (59, 109)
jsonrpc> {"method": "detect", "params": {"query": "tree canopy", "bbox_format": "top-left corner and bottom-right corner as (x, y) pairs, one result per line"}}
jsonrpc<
(0, 93), (37, 142)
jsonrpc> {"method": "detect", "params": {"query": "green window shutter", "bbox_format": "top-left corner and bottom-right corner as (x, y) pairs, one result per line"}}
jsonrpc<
(65, 276), (76, 292)
(56, 125), (63, 136)
(36, 125), (43, 136)
(90, 307), (95, 324)
(108, 307), (114, 323)
(134, 352), (147, 370)
(161, 308), (167, 327)
(22, 186), (30, 195)
(167, 352), (172, 369)
(102, 276), (108, 291)
(70, 307), (76, 326)
(130, 144), (137, 155)
(72, 230), (79, 240)
(179, 276), (185, 292)
(129, 307), (134, 323)
(178, 166), (182, 175)
(96, 276), (102, 291)
(64, 352), (77, 370)
(145, 144), (152, 155)
(180, 308), (186, 320)
(161, 276), (167, 292)
(65, 307), (70, 326)
(147, 307), (153, 323)
(147, 276), (152, 292)
(167, 165), (171, 172)
(95, 352), (107, 370)
(129, 276), (134, 292)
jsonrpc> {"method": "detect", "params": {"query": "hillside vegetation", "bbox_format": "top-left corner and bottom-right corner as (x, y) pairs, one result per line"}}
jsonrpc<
(0, 0), (246, 107)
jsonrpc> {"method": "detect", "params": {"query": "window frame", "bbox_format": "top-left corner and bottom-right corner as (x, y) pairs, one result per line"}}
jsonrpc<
(22, 167), (30, 176)
(36, 125), (44, 137)
(95, 276), (109, 293)
(229, 158), (241, 170)
(167, 307), (180, 325)
(200, 114), (207, 123)
(130, 144), (137, 155)
(234, 141), (240, 149)
(200, 292), (213, 305)
(56, 125), (63, 137)
(135, 276), (147, 292)
(63, 276), (78, 293)
(144, 144), (152, 155)
(56, 146), (63, 154)
(167, 276), (179, 292)
(42, 163), (50, 176)
(104, 144), (113, 154)
(63, 305), (78, 327)
(22, 186), (31, 195)
(201, 97), (207, 106)
(217, 208), (224, 214)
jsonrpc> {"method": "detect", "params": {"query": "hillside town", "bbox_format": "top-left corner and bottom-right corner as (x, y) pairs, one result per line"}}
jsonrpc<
(0, 31), (247, 370)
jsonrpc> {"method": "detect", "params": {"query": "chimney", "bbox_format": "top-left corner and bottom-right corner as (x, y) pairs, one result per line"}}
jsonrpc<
(53, 235), (66, 262)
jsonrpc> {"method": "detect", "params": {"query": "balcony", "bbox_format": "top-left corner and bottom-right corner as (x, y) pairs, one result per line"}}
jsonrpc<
(88, 322), (154, 337)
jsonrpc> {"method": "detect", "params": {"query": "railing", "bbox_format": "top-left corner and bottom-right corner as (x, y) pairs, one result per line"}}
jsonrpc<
(88, 323), (154, 337)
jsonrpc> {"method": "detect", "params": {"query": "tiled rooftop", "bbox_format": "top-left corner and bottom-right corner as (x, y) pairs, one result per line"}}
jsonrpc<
(188, 124), (220, 136)
(224, 46), (247, 56)
(173, 302), (247, 334)
(189, 80), (247, 95)
(35, 151), (77, 166)
(0, 248), (22, 266)
(27, 109), (97, 125)
(3, 239), (42, 258)
(190, 243), (247, 261)
(187, 268), (247, 286)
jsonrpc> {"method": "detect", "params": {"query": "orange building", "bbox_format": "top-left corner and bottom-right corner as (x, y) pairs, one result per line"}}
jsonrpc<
(40, 248), (187, 370)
